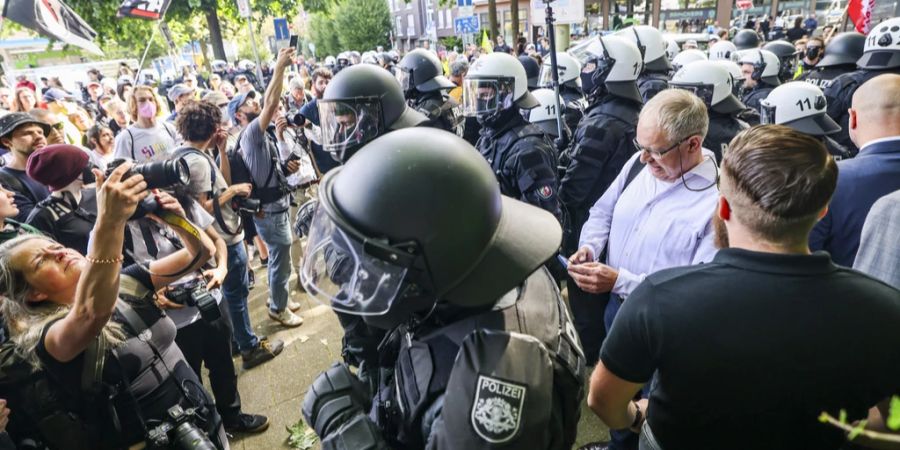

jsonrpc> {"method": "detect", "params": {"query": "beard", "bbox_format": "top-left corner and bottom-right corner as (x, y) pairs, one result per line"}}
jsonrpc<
(243, 110), (260, 123)
(713, 213), (730, 249)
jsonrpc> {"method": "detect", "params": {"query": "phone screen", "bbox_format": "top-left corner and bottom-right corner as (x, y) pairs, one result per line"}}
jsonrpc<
(289, 35), (299, 51)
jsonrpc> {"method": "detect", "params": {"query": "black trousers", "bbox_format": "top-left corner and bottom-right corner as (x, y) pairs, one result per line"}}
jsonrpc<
(174, 302), (242, 423)
(567, 275), (609, 366)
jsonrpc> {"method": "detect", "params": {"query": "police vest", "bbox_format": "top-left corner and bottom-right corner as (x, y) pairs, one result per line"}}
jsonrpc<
(480, 123), (555, 199)
(378, 268), (585, 449)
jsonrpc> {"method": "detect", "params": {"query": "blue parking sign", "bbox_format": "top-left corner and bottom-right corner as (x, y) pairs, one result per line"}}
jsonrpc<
(454, 16), (480, 34)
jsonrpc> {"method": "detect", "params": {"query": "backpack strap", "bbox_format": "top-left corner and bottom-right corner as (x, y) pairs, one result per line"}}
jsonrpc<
(0, 169), (38, 206)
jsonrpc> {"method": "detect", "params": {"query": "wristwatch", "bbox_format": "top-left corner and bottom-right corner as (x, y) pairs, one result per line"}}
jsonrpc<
(629, 400), (645, 433)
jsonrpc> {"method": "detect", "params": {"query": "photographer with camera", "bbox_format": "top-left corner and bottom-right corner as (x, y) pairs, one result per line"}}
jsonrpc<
(0, 161), (228, 449)
(230, 47), (304, 328)
(174, 100), (285, 374)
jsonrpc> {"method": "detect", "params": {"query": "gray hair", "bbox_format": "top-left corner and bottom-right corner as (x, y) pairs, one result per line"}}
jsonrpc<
(450, 60), (469, 77)
(289, 78), (305, 91)
(639, 89), (709, 142)
(0, 235), (124, 369)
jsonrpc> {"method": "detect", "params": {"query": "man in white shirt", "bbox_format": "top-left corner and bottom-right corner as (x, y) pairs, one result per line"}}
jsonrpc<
(568, 88), (720, 450)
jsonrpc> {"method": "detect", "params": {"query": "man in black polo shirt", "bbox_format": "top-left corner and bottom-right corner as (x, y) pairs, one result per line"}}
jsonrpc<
(586, 125), (900, 450)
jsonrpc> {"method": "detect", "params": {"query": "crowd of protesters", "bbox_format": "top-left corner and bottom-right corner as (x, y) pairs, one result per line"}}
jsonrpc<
(0, 11), (895, 449)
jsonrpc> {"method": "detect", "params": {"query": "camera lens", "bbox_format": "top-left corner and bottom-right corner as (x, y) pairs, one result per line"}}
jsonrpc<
(134, 158), (191, 189)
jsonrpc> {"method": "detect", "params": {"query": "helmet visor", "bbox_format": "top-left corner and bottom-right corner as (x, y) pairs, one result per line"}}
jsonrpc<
(319, 99), (383, 156)
(671, 82), (716, 107)
(461, 77), (516, 117)
(396, 68), (413, 92)
(300, 204), (408, 316)
(538, 65), (553, 88)
(759, 103), (777, 125)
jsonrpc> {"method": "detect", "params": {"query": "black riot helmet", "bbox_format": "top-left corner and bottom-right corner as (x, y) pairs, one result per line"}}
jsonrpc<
(396, 49), (455, 98)
(734, 29), (761, 50)
(319, 65), (428, 163)
(818, 32), (866, 67)
(763, 40), (799, 81)
(300, 128), (562, 330)
(518, 55), (541, 90)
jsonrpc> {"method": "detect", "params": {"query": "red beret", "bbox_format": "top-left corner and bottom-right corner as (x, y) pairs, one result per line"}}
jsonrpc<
(26, 144), (90, 191)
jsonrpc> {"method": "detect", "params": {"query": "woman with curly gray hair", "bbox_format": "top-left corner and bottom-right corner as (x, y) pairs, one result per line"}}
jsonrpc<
(0, 161), (227, 449)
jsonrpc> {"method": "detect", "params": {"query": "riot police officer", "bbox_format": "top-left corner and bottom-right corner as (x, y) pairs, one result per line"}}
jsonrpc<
(671, 49), (707, 73)
(311, 64), (429, 383)
(671, 60), (750, 160)
(300, 128), (585, 450)
(760, 81), (852, 159)
(798, 32), (865, 89)
(823, 18), (900, 152)
(539, 52), (585, 139)
(558, 35), (643, 364)
(464, 52), (561, 219)
(708, 40), (738, 61)
(519, 54), (542, 90)
(733, 28), (761, 50)
(738, 49), (782, 112)
(665, 38), (680, 61)
(616, 25), (671, 102)
(763, 40), (800, 81)
(319, 64), (429, 163)
(714, 59), (762, 125)
(527, 88), (571, 177)
(397, 49), (459, 133)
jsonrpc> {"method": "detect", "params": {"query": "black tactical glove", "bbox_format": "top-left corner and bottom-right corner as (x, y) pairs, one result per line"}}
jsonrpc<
(302, 362), (372, 438)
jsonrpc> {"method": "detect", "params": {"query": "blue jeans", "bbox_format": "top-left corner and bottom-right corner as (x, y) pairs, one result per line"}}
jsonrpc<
(222, 242), (258, 352)
(254, 211), (293, 313)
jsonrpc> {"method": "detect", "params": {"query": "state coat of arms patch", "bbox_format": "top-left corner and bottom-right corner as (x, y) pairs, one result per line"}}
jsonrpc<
(471, 375), (527, 443)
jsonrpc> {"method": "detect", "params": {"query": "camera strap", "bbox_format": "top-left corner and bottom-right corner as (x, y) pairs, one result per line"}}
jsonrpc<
(172, 147), (243, 236)
(125, 211), (205, 279)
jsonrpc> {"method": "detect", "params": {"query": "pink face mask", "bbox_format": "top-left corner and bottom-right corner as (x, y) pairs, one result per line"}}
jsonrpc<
(138, 101), (156, 119)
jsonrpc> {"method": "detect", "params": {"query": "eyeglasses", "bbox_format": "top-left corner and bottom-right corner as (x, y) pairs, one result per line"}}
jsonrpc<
(51, 122), (65, 131)
(632, 136), (690, 159)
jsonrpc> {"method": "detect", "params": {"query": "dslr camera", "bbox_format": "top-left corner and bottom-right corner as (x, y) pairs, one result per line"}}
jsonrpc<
(231, 196), (261, 214)
(106, 158), (191, 220)
(146, 405), (215, 450)
(165, 279), (221, 323)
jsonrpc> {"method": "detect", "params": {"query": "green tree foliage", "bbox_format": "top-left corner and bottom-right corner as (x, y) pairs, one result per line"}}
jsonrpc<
(333, 0), (391, 52)
(309, 12), (342, 57)
(308, 0), (391, 56)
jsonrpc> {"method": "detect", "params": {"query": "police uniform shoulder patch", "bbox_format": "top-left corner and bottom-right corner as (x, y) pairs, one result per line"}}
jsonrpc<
(537, 185), (553, 200)
(471, 375), (527, 443)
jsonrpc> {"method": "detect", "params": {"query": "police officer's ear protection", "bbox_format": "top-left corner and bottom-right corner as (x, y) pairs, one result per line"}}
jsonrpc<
(751, 50), (766, 82)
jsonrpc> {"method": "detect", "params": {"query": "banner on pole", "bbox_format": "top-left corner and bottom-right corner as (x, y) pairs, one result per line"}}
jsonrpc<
(1, 0), (103, 55)
(117, 0), (172, 20)
(236, 0), (251, 18)
(847, 0), (876, 34)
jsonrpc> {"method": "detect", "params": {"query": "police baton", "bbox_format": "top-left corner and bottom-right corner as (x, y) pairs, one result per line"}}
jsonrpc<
(544, 0), (566, 146)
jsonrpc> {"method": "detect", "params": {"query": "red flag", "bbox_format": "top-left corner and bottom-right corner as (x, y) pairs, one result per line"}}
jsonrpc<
(848, 0), (876, 34)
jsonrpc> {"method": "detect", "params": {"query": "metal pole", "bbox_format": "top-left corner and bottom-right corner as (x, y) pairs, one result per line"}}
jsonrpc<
(545, 2), (566, 144)
(134, 25), (160, 85)
(246, 18), (265, 84)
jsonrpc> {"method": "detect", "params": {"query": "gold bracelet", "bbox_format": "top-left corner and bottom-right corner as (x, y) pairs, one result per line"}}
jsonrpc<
(85, 255), (124, 264)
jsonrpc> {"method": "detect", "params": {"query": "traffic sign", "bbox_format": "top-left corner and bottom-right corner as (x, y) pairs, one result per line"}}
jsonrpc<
(737, 0), (754, 10)
(454, 16), (480, 34)
(236, 0), (251, 18)
(457, 0), (473, 6)
(273, 17), (289, 41)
